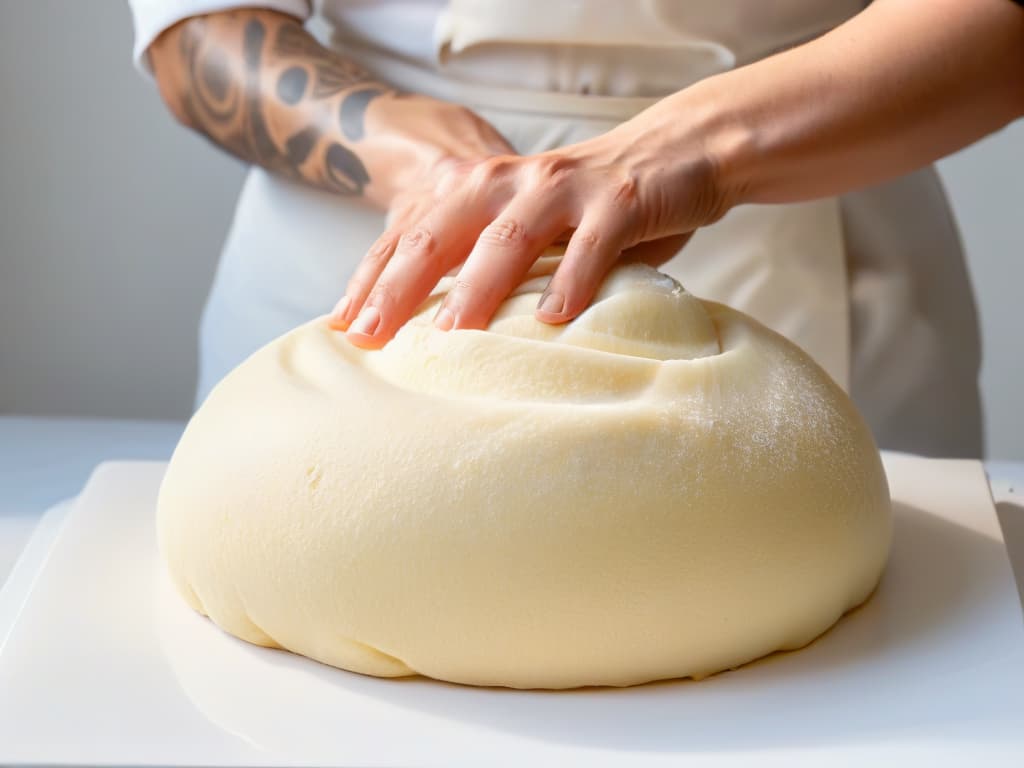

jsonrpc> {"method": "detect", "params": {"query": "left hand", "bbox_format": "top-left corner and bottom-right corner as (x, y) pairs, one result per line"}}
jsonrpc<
(332, 105), (734, 348)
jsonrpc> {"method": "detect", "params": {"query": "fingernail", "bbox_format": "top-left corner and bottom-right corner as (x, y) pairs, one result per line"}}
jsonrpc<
(434, 306), (455, 331)
(349, 305), (381, 336)
(330, 296), (350, 328)
(537, 290), (565, 315)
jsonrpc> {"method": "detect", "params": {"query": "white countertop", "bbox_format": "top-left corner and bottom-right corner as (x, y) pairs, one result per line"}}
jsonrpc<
(0, 416), (183, 588)
(2, 442), (1024, 766)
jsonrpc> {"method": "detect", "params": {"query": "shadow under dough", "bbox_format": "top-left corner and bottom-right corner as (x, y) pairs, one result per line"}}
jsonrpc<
(159, 501), (1017, 755)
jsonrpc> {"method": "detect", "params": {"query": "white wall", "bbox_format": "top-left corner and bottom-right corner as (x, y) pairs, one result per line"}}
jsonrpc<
(0, 0), (245, 420)
(937, 127), (1024, 462)
(0, 1), (1021, 458)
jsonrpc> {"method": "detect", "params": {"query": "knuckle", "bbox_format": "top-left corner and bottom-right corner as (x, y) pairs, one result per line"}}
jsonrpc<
(480, 218), (529, 248)
(395, 230), (448, 276)
(436, 174), (464, 198)
(398, 227), (437, 257)
(573, 229), (601, 250)
(546, 167), (574, 193)
(432, 156), (463, 177)
(433, 159), (469, 195)
(531, 155), (575, 191)
(365, 283), (395, 310)
(363, 237), (394, 267)
(611, 175), (639, 207)
(471, 154), (516, 184)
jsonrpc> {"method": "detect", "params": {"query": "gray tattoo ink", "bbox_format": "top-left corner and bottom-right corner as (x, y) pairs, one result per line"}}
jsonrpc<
(178, 17), (374, 196)
(325, 143), (370, 194)
(276, 66), (308, 105)
(240, 19), (288, 169)
(273, 22), (372, 98)
(200, 45), (231, 102)
(340, 87), (385, 141)
(284, 126), (318, 165)
(181, 24), (239, 125)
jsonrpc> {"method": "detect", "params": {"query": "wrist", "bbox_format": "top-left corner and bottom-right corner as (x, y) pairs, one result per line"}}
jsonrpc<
(588, 77), (758, 234)
(658, 75), (759, 213)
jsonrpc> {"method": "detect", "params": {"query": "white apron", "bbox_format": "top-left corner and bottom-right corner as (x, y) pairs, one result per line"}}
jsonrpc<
(198, 0), (983, 457)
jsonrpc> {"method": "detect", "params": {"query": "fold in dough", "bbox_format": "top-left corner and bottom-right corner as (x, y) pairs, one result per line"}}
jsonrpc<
(158, 261), (891, 688)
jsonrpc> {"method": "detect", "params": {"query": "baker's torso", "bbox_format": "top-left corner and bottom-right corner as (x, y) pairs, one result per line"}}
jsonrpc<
(200, 0), (982, 457)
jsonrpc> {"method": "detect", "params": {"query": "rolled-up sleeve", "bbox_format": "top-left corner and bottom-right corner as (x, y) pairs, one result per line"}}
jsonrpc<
(128, 0), (312, 76)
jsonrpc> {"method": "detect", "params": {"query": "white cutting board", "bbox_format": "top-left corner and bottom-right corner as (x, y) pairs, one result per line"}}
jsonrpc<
(0, 455), (1022, 767)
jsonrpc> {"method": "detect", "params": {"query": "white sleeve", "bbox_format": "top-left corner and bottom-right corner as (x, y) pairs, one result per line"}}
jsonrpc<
(128, 0), (313, 77)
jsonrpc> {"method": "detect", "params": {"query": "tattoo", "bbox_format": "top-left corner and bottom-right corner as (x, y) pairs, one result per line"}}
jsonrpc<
(284, 126), (318, 165)
(199, 46), (231, 103)
(340, 87), (385, 141)
(181, 24), (238, 126)
(273, 23), (371, 98)
(239, 20), (287, 171)
(276, 66), (307, 104)
(325, 143), (371, 193)
(176, 13), (391, 197)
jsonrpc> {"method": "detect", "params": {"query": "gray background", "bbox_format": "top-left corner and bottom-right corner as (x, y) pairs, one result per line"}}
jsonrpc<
(1, 1), (1022, 458)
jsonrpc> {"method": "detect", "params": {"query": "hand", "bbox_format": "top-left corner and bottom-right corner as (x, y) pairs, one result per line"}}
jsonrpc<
(358, 93), (516, 209)
(331, 101), (733, 349)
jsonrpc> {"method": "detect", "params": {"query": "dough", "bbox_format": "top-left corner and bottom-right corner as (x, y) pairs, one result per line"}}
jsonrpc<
(158, 258), (891, 689)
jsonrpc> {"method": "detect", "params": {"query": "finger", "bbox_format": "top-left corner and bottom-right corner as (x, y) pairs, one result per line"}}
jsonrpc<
(346, 199), (490, 348)
(333, 194), (439, 330)
(328, 227), (402, 330)
(535, 209), (631, 324)
(436, 196), (571, 331)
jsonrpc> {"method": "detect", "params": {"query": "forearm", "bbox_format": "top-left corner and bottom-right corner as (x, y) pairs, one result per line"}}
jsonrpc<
(149, 9), (399, 203)
(649, 0), (1024, 205)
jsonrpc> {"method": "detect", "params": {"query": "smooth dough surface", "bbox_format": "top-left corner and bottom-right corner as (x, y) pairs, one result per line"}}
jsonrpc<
(158, 259), (891, 689)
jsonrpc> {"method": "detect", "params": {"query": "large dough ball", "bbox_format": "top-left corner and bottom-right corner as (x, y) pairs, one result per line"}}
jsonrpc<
(158, 260), (891, 689)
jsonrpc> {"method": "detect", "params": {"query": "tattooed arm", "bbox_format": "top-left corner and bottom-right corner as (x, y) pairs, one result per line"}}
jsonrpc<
(148, 9), (513, 207)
